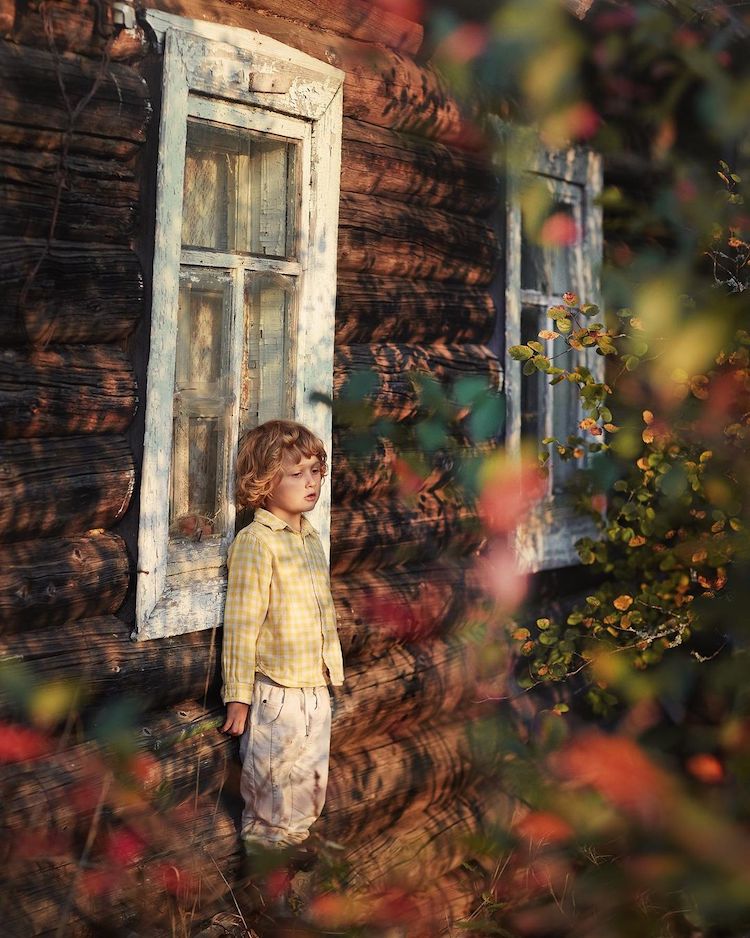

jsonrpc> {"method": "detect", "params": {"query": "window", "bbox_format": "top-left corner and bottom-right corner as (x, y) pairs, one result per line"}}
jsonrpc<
(504, 144), (603, 571)
(136, 12), (344, 639)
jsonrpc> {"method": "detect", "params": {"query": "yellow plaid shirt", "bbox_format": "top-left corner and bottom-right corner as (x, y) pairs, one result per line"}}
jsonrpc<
(221, 508), (344, 704)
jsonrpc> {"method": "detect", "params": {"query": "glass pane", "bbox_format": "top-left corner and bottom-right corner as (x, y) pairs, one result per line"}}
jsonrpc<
(176, 268), (230, 390)
(551, 371), (581, 494)
(241, 273), (296, 433)
(182, 117), (298, 258)
(520, 308), (544, 446)
(171, 267), (233, 541)
(521, 195), (580, 294)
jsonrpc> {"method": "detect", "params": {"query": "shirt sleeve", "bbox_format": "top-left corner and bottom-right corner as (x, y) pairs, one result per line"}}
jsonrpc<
(221, 532), (272, 704)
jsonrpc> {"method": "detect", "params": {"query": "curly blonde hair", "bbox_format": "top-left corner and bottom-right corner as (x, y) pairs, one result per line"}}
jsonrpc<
(235, 419), (328, 510)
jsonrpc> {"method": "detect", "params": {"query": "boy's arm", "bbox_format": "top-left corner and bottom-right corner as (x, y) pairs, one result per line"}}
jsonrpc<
(221, 532), (272, 708)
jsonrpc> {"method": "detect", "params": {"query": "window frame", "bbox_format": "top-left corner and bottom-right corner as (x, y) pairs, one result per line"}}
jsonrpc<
(504, 144), (603, 572)
(135, 11), (344, 640)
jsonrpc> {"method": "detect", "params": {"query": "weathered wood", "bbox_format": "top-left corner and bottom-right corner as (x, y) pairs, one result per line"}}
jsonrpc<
(149, 0), (422, 53)
(147, 0), (482, 149)
(0, 145), (139, 243)
(332, 436), (496, 505)
(0, 435), (135, 542)
(338, 192), (498, 284)
(333, 559), (470, 658)
(335, 273), (495, 346)
(331, 495), (482, 576)
(0, 616), (221, 719)
(0, 346), (137, 439)
(341, 118), (499, 215)
(0, 240), (143, 345)
(332, 636), (480, 748)
(339, 789), (498, 890)
(0, 615), (477, 749)
(0, 532), (129, 630)
(0, 42), (150, 159)
(0, 705), (492, 848)
(334, 342), (502, 421)
(3, 796), (242, 938)
(0, 0), (146, 61)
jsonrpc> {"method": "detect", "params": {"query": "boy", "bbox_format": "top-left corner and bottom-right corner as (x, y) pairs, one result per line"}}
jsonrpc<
(221, 419), (344, 852)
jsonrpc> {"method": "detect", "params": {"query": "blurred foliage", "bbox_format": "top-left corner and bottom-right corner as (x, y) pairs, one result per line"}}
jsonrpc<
(3, 1), (750, 937)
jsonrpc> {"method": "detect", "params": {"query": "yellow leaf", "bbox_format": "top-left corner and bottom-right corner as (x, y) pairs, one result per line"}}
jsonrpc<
(613, 595), (634, 611)
(538, 329), (560, 340)
(643, 410), (654, 425)
(628, 535), (646, 547)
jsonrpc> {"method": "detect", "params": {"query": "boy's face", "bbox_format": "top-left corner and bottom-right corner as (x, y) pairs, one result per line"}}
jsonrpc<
(264, 452), (322, 525)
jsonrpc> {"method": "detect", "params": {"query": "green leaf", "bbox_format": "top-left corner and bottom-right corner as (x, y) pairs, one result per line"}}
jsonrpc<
(468, 394), (506, 443)
(340, 369), (380, 401)
(509, 345), (533, 361)
(527, 340), (544, 354)
(536, 617), (551, 629)
(415, 417), (448, 452)
(580, 304), (600, 317)
(453, 376), (489, 406)
(557, 317), (573, 334)
(522, 360), (537, 376)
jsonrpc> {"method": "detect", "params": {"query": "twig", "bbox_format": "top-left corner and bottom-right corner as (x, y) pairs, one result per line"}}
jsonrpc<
(54, 771), (113, 938)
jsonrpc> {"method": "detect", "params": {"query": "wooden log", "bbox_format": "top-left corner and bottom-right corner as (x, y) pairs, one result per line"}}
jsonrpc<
(0, 42), (150, 159)
(332, 636), (480, 748)
(0, 145), (139, 243)
(334, 342), (502, 421)
(340, 778), (516, 893)
(332, 435), (495, 505)
(3, 796), (243, 938)
(0, 240), (144, 345)
(333, 559), (471, 658)
(0, 703), (493, 848)
(0, 0), (147, 61)
(147, 0), (483, 150)
(338, 192), (498, 284)
(0, 614), (478, 750)
(0, 532), (129, 631)
(0, 616), (221, 719)
(331, 494), (482, 575)
(0, 345), (137, 439)
(341, 118), (500, 215)
(148, 0), (422, 53)
(0, 435), (135, 542)
(335, 273), (495, 346)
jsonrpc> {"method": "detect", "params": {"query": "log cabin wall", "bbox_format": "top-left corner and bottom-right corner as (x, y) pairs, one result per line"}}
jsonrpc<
(0, 0), (509, 933)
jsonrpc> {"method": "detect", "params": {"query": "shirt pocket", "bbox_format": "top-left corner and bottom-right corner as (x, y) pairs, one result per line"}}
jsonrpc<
(256, 683), (285, 725)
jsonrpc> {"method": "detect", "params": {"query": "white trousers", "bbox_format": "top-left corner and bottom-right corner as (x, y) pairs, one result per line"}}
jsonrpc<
(239, 673), (331, 847)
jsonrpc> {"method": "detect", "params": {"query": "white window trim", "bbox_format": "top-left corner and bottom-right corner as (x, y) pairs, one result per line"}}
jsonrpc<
(505, 144), (603, 572)
(135, 10), (344, 639)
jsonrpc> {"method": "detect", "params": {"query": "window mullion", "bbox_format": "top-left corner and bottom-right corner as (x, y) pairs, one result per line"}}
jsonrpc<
(505, 193), (523, 455)
(224, 266), (245, 547)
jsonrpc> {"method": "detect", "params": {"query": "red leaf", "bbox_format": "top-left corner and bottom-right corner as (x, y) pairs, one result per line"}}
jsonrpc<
(0, 723), (50, 763)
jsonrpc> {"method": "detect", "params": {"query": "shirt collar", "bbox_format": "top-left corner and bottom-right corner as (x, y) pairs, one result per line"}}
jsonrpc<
(254, 507), (316, 537)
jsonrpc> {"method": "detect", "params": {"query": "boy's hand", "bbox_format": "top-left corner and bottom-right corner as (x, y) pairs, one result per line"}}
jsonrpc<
(222, 701), (250, 736)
